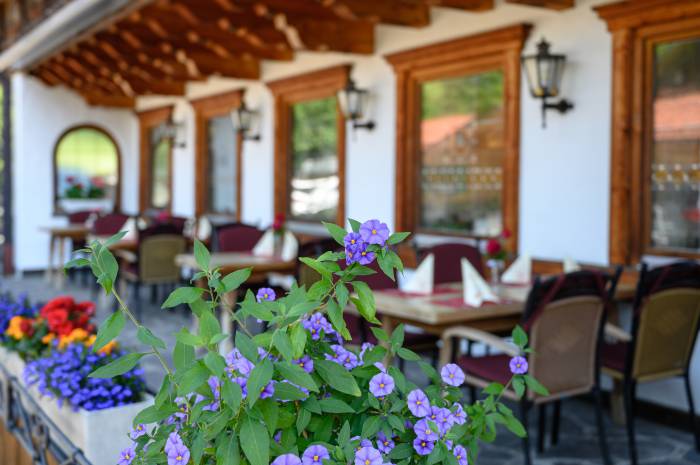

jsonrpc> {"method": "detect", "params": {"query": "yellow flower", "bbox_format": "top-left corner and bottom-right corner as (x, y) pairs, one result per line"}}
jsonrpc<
(68, 328), (89, 341)
(98, 340), (117, 356)
(6, 316), (27, 340)
(42, 333), (56, 344)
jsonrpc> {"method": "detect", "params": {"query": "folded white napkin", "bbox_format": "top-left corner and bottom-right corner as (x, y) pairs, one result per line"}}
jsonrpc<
(401, 253), (434, 295)
(196, 216), (212, 241)
(122, 217), (138, 241)
(502, 254), (531, 285)
(280, 231), (299, 261)
(462, 258), (499, 307)
(252, 229), (275, 256)
(563, 257), (581, 273)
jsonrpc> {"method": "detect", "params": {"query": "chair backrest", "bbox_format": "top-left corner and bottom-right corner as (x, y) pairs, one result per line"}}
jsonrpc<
(421, 243), (484, 284)
(296, 238), (341, 287)
(214, 223), (263, 252)
(523, 270), (620, 398)
(628, 261), (700, 381)
(138, 235), (186, 283)
(67, 210), (93, 225)
(139, 223), (181, 242)
(153, 215), (187, 234)
(91, 213), (130, 235)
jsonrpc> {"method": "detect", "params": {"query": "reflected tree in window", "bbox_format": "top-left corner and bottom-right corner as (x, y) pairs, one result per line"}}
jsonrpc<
(419, 70), (504, 235)
(289, 97), (338, 222)
(650, 37), (700, 252)
(55, 126), (119, 212)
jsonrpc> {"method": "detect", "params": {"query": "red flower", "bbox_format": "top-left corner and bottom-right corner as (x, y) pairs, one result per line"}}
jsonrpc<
(486, 238), (502, 256)
(75, 301), (96, 318)
(273, 213), (285, 231)
(501, 228), (512, 239)
(45, 309), (68, 331)
(54, 321), (75, 336)
(19, 319), (35, 337)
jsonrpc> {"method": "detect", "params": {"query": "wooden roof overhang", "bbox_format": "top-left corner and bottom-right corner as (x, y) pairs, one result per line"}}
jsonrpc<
(25, 0), (576, 108)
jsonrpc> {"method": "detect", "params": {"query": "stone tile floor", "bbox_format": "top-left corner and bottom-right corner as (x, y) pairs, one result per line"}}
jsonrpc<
(2, 272), (699, 465)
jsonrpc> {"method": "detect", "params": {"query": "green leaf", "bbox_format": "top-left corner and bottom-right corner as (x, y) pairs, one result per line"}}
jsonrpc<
(64, 257), (90, 271)
(235, 332), (259, 362)
(322, 221), (348, 246)
(194, 239), (211, 270)
(376, 253), (396, 281)
(315, 360), (361, 397)
(361, 416), (382, 438)
(299, 257), (335, 279)
(204, 352), (227, 376)
(176, 362), (210, 395)
(352, 281), (379, 324)
(389, 443), (413, 460)
(338, 421), (351, 445)
(524, 374), (549, 396)
(289, 324), (307, 358)
(175, 328), (204, 347)
(390, 324), (405, 351)
(426, 443), (445, 465)
(274, 382), (308, 401)
(317, 251), (344, 262)
(216, 432), (240, 465)
(296, 408), (311, 434)
(287, 301), (320, 319)
(162, 287), (204, 308)
(335, 283), (349, 309)
(483, 382), (504, 396)
(247, 358), (274, 406)
(512, 377), (525, 398)
(240, 417), (269, 465)
(199, 309), (222, 343)
(275, 359), (319, 393)
(154, 376), (171, 409)
(104, 230), (128, 247)
(512, 325), (528, 348)
(319, 398), (355, 414)
(89, 353), (146, 378)
(348, 218), (361, 232)
(388, 232), (410, 245)
(93, 311), (125, 352)
(397, 347), (421, 361)
(95, 246), (119, 294)
(326, 299), (350, 340)
(370, 327), (389, 342)
(222, 378), (243, 411)
(173, 341), (194, 371)
(136, 326), (166, 350)
(132, 404), (178, 426)
(272, 330), (294, 361)
(222, 268), (252, 293)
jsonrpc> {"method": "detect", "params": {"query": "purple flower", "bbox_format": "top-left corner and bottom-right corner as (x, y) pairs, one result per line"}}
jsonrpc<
(414, 419), (439, 442)
(203, 376), (221, 411)
(302, 445), (329, 465)
(354, 446), (383, 465)
(452, 403), (467, 425)
(129, 423), (146, 440)
(407, 389), (431, 417)
(453, 445), (468, 465)
(165, 432), (184, 455)
(294, 355), (314, 373)
(118, 447), (135, 465)
(341, 351), (360, 370)
(376, 431), (395, 454)
(445, 439), (454, 450)
(357, 248), (376, 266)
(436, 408), (455, 434)
(360, 343), (375, 361)
(272, 454), (302, 465)
(226, 349), (254, 377)
(369, 372), (394, 398)
(441, 363), (465, 387)
(344, 232), (363, 251)
(303, 313), (334, 340)
(260, 380), (276, 399)
(359, 219), (390, 246)
(256, 287), (276, 302)
(412, 438), (434, 456)
(233, 376), (248, 397)
(510, 356), (528, 375)
(167, 445), (190, 465)
(352, 437), (373, 451)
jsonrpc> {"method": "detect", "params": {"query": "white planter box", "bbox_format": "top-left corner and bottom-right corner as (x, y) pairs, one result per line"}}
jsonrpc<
(58, 198), (114, 214)
(0, 346), (151, 465)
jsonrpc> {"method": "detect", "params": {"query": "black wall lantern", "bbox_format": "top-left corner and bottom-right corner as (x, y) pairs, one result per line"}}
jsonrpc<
(338, 78), (375, 131)
(231, 102), (261, 141)
(522, 38), (574, 128)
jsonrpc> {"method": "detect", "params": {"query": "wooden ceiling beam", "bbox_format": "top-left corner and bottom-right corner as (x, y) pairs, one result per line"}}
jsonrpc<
(48, 57), (127, 97)
(33, 64), (135, 108)
(289, 16), (375, 54)
(427, 0), (494, 11)
(58, 51), (133, 96)
(329, 0), (431, 27)
(505, 0), (573, 9)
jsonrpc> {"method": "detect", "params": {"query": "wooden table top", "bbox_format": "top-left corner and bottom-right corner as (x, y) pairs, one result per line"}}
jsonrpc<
(40, 225), (89, 238)
(175, 252), (296, 275)
(372, 284), (530, 327)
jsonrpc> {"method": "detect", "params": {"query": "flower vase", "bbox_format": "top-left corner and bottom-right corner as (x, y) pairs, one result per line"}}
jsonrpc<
(487, 259), (504, 285)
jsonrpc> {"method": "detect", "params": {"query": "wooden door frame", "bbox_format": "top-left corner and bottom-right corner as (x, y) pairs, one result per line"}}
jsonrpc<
(138, 106), (173, 213)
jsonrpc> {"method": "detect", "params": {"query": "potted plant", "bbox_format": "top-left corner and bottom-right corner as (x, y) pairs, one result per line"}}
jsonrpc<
(58, 176), (113, 213)
(484, 229), (511, 285)
(68, 219), (546, 465)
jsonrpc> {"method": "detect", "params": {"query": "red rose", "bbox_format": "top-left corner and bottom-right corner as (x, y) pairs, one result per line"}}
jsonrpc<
(19, 319), (35, 337)
(45, 309), (69, 331)
(40, 296), (75, 318)
(486, 238), (502, 256)
(55, 321), (74, 336)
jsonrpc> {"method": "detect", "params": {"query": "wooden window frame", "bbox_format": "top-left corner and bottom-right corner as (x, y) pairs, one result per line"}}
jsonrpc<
(267, 64), (350, 226)
(596, 0), (700, 264)
(191, 89), (244, 220)
(386, 24), (530, 251)
(52, 124), (122, 215)
(138, 106), (173, 213)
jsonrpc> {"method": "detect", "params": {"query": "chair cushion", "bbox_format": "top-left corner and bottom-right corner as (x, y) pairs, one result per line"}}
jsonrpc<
(601, 341), (628, 373)
(457, 354), (511, 385)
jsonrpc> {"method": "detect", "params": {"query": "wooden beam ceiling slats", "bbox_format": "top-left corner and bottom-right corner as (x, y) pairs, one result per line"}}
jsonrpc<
(428, 0), (495, 11)
(505, 0), (574, 10)
(330, 0), (432, 27)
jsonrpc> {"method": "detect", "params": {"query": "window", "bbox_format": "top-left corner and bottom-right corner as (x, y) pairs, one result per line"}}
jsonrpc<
(53, 125), (120, 213)
(268, 65), (348, 225)
(138, 106), (173, 212)
(597, 1), (700, 263)
(192, 90), (243, 218)
(387, 24), (530, 248)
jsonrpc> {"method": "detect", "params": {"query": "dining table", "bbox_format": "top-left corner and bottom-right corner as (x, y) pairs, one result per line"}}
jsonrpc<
(41, 225), (90, 288)
(175, 251), (297, 353)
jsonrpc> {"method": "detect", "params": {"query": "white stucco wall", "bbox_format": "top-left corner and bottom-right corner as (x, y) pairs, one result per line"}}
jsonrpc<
(11, 73), (138, 271)
(10, 0), (699, 412)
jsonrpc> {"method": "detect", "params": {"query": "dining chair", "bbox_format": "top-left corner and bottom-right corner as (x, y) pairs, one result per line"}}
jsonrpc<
(421, 242), (484, 284)
(67, 210), (93, 225)
(441, 269), (621, 465)
(117, 231), (186, 319)
(602, 261), (700, 465)
(213, 223), (263, 252)
(91, 212), (130, 236)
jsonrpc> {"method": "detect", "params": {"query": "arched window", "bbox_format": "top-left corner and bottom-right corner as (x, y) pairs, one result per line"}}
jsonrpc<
(54, 126), (120, 214)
